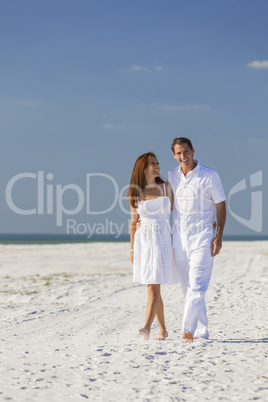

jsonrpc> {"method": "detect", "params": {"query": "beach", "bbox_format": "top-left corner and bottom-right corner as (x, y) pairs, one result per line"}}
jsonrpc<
(0, 241), (267, 401)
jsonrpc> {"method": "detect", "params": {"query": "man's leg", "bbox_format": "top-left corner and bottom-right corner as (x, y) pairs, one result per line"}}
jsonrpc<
(182, 247), (214, 339)
(174, 248), (189, 297)
(174, 247), (212, 338)
(194, 300), (209, 338)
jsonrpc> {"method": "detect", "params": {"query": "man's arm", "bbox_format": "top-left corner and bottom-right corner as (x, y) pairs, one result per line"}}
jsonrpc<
(211, 201), (226, 257)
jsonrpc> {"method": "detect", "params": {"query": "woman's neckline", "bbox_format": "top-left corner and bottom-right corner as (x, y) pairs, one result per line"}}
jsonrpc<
(140, 182), (166, 202)
(139, 195), (169, 203)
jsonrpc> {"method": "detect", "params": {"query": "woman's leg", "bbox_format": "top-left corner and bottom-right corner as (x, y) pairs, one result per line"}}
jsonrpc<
(155, 295), (168, 340)
(143, 284), (161, 333)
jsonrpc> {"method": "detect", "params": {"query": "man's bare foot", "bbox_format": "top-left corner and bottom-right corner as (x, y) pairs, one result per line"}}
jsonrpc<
(182, 331), (193, 342)
(154, 331), (168, 341)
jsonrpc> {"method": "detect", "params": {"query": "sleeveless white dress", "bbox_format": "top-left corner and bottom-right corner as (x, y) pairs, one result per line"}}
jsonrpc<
(133, 184), (179, 285)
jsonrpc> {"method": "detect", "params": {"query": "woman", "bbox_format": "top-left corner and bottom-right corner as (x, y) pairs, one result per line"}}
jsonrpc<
(128, 152), (179, 340)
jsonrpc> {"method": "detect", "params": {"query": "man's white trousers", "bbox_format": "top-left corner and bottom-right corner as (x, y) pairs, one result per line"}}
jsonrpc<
(174, 246), (214, 338)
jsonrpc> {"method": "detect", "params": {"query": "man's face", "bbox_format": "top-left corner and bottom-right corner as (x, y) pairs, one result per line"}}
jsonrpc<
(173, 143), (195, 169)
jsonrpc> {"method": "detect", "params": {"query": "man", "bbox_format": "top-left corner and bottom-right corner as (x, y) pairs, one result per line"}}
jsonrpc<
(168, 137), (226, 342)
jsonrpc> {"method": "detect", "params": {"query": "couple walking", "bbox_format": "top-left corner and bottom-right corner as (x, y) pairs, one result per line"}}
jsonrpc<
(128, 137), (226, 342)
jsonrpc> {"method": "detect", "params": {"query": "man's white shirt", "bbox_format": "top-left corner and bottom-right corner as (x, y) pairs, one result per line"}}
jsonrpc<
(168, 161), (226, 252)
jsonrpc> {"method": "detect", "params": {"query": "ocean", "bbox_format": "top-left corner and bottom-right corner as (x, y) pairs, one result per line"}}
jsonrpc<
(0, 234), (267, 244)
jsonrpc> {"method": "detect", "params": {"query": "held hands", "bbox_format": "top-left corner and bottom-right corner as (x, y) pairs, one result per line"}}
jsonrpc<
(211, 236), (222, 257)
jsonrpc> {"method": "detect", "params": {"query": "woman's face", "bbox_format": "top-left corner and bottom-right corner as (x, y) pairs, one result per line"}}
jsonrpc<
(144, 156), (160, 179)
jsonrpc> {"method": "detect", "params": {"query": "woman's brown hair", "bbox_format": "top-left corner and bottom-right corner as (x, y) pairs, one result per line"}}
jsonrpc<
(127, 152), (165, 208)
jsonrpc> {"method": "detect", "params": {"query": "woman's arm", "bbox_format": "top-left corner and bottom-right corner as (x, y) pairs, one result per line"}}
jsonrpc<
(129, 205), (139, 264)
(165, 181), (174, 211)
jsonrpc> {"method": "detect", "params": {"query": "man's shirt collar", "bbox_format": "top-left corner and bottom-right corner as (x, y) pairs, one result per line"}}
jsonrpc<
(178, 160), (200, 176)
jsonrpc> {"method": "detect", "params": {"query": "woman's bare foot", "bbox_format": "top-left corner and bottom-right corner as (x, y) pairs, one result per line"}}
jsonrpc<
(139, 328), (150, 340)
(182, 331), (193, 342)
(155, 330), (168, 341)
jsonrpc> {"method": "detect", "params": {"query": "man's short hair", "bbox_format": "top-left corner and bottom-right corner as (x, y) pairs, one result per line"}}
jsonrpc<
(171, 137), (193, 153)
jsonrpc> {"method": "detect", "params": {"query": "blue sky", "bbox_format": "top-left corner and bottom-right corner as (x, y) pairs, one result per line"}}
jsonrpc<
(0, 0), (267, 236)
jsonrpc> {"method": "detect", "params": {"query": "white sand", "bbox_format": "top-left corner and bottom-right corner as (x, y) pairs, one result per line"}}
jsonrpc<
(0, 241), (267, 401)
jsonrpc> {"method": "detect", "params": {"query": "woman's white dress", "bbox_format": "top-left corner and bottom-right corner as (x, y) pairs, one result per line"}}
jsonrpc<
(133, 185), (179, 285)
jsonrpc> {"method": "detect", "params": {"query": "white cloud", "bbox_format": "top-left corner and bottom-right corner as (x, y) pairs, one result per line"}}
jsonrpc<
(248, 138), (268, 145)
(128, 65), (148, 72)
(103, 123), (125, 129)
(21, 99), (41, 107)
(0, 98), (41, 107)
(123, 64), (164, 73)
(150, 103), (211, 111)
(247, 60), (268, 69)
(153, 65), (163, 72)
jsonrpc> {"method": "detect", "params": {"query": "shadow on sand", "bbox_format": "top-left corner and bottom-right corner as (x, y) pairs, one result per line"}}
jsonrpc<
(208, 338), (268, 344)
